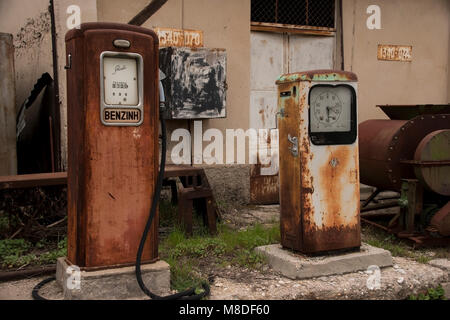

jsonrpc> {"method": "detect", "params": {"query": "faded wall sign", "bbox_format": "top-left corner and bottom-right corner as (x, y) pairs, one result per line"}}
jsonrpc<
(154, 27), (203, 48)
(377, 45), (412, 62)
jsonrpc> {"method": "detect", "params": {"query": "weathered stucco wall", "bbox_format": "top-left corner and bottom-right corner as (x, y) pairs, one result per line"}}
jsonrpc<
(448, 17), (450, 103)
(0, 33), (17, 175)
(0, 0), (52, 115)
(343, 0), (450, 122)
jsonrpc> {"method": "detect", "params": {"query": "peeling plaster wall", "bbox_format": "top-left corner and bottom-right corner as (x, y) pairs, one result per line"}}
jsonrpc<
(0, 1), (53, 115)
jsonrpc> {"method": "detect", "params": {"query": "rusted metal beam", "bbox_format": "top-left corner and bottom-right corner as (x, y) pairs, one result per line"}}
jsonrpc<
(128, 0), (168, 26)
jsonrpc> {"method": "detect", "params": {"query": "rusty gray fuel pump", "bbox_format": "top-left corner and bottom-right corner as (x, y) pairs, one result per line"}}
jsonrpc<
(277, 70), (361, 254)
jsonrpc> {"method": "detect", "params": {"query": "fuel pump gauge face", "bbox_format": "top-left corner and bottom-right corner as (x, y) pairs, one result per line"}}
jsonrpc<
(103, 57), (139, 106)
(309, 85), (353, 133)
(312, 92), (342, 125)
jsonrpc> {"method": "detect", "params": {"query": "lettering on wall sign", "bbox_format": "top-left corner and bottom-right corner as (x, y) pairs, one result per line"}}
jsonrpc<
(154, 27), (204, 48)
(377, 45), (412, 62)
(366, 5), (381, 30)
(66, 5), (81, 30)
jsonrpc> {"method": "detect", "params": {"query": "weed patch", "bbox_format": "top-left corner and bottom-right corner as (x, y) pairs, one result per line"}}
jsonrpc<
(159, 223), (280, 292)
(0, 237), (67, 268)
(362, 225), (449, 263)
(408, 285), (446, 300)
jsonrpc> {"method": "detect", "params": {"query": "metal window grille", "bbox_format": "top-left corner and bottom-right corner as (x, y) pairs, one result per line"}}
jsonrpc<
(251, 0), (335, 29)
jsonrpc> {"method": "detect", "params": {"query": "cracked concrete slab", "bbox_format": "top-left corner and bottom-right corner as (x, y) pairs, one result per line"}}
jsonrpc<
(255, 243), (393, 280)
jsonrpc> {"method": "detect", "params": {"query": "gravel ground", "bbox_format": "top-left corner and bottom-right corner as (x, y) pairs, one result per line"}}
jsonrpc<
(209, 257), (448, 300)
(0, 275), (63, 300)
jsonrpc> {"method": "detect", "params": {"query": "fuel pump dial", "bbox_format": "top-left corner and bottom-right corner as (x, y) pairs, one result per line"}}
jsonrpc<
(312, 91), (342, 125)
(103, 56), (139, 106)
(310, 85), (353, 133)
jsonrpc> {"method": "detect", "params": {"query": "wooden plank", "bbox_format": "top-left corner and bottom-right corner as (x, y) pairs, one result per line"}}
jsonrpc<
(164, 164), (204, 178)
(0, 165), (204, 190)
(251, 22), (335, 36)
(0, 172), (67, 190)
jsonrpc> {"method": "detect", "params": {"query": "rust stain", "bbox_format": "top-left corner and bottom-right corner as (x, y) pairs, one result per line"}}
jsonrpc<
(303, 225), (361, 253)
(259, 108), (265, 127)
(278, 82), (302, 250)
(320, 146), (351, 228)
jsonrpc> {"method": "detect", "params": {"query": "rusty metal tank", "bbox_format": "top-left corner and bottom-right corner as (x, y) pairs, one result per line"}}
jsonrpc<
(359, 105), (450, 239)
(359, 105), (450, 193)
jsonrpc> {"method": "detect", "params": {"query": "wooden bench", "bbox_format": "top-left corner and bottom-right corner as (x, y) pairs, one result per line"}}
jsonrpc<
(163, 165), (218, 235)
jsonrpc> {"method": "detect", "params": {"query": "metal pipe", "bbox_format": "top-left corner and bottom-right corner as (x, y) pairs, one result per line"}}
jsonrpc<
(48, 0), (61, 171)
(360, 200), (399, 213)
(360, 218), (390, 231)
(361, 188), (380, 208)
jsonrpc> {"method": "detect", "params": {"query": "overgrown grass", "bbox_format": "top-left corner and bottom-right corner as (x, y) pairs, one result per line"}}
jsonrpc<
(362, 225), (450, 263)
(408, 285), (447, 300)
(159, 222), (280, 293)
(0, 237), (67, 268)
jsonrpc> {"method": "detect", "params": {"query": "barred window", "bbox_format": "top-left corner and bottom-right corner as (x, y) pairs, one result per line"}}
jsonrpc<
(251, 0), (336, 33)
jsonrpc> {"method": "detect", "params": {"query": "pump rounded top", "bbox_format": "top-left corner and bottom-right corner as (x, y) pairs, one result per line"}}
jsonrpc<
(276, 69), (358, 84)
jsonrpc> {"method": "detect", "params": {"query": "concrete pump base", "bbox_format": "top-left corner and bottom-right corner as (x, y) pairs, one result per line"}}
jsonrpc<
(255, 243), (393, 280)
(56, 257), (170, 300)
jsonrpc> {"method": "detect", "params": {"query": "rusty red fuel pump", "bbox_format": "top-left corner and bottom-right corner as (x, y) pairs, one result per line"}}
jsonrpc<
(32, 22), (208, 300)
(277, 70), (361, 253)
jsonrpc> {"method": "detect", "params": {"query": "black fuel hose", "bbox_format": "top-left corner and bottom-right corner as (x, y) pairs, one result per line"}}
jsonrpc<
(134, 117), (210, 300)
(32, 276), (56, 300)
(32, 117), (209, 300)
